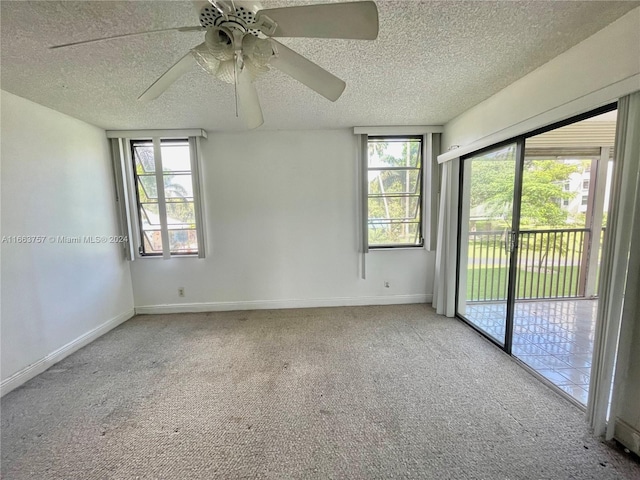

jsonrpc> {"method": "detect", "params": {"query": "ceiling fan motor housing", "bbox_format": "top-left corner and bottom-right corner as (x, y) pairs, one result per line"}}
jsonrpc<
(199, 5), (261, 36)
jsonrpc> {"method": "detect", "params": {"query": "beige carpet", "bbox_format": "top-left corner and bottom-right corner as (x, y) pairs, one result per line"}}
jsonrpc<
(2, 304), (639, 479)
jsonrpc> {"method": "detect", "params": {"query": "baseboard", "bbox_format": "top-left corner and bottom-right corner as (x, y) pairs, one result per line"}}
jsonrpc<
(135, 294), (432, 315)
(614, 418), (640, 456)
(0, 308), (135, 397)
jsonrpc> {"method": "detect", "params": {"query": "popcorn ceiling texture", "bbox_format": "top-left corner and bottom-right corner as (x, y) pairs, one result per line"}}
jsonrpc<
(0, 1), (637, 131)
(2, 305), (640, 479)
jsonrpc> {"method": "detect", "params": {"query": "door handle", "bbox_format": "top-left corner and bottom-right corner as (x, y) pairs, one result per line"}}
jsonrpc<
(505, 231), (517, 253)
(509, 231), (518, 253)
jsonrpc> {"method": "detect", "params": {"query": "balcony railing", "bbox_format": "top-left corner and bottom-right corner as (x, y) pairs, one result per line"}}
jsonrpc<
(465, 228), (593, 302)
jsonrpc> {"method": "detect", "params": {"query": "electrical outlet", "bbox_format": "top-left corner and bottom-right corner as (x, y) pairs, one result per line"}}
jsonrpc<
(384, 281), (390, 288)
(178, 287), (185, 297)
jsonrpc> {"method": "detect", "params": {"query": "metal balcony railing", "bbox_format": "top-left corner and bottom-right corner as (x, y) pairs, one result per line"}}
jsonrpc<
(465, 228), (592, 302)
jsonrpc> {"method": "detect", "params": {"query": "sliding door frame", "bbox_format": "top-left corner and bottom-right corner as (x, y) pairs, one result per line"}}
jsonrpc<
(503, 139), (525, 354)
(455, 103), (617, 358)
(455, 139), (522, 351)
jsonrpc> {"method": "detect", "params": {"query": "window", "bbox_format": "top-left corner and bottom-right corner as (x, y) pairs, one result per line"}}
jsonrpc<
(367, 136), (423, 247)
(563, 198), (570, 206)
(109, 130), (206, 260)
(583, 179), (590, 190)
(131, 139), (201, 256)
(563, 182), (570, 191)
(582, 195), (589, 206)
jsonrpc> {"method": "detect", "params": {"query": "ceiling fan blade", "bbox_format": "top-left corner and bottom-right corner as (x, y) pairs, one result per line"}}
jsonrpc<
(237, 65), (264, 129)
(50, 26), (205, 50)
(138, 50), (199, 102)
(255, 1), (378, 39)
(269, 40), (346, 102)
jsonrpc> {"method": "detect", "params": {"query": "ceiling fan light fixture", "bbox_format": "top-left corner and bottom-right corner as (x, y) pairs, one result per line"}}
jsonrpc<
(215, 58), (237, 84)
(240, 34), (272, 81)
(244, 36), (273, 66)
(244, 56), (269, 81)
(205, 27), (234, 61)
(191, 43), (221, 75)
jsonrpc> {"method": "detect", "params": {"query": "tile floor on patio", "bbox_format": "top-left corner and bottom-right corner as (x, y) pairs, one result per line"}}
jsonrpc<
(463, 299), (597, 405)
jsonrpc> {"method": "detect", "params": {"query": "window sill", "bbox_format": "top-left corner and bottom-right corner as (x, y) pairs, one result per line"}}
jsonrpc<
(137, 254), (200, 259)
(369, 246), (425, 251)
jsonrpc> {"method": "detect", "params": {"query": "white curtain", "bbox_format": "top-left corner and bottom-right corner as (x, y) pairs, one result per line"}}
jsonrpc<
(424, 133), (441, 251)
(432, 158), (459, 317)
(587, 91), (640, 437)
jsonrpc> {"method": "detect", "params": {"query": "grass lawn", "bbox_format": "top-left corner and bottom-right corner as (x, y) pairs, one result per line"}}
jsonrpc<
(465, 265), (581, 301)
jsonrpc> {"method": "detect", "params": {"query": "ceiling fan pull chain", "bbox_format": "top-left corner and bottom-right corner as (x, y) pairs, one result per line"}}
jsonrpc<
(232, 30), (245, 119)
(233, 53), (240, 119)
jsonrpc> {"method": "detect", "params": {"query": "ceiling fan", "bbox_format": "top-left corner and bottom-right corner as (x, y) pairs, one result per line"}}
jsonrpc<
(50, 1), (379, 129)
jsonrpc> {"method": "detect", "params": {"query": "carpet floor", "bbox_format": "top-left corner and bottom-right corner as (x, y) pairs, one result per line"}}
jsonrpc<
(2, 304), (639, 479)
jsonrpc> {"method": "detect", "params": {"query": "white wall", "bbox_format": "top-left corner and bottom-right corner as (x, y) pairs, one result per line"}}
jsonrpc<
(130, 130), (434, 311)
(0, 91), (135, 393)
(442, 7), (640, 154)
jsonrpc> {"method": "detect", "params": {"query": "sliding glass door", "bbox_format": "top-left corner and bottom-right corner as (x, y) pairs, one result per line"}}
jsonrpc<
(456, 143), (520, 346)
(454, 104), (617, 406)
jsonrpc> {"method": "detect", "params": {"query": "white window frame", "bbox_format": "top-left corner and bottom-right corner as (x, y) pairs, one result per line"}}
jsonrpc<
(109, 129), (207, 260)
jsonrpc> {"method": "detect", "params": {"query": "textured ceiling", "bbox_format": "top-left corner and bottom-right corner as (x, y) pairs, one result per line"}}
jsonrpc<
(1, 1), (638, 131)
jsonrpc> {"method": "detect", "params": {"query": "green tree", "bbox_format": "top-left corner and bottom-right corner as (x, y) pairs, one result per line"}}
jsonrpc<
(470, 158), (578, 228)
(520, 159), (578, 227)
